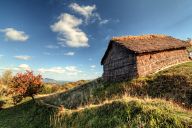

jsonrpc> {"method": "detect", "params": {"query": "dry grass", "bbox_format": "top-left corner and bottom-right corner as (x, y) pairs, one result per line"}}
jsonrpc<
(50, 96), (192, 128)
(41, 62), (192, 110)
(1, 62), (192, 128)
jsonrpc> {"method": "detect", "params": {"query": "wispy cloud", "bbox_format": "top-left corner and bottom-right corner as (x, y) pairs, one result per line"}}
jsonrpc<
(38, 66), (81, 76)
(65, 66), (82, 75)
(69, 3), (109, 25)
(64, 52), (75, 56)
(14, 55), (32, 60)
(0, 28), (29, 42)
(51, 13), (89, 48)
(38, 67), (65, 74)
(57, 42), (66, 47)
(18, 64), (31, 70)
(90, 65), (96, 68)
(0, 64), (31, 71)
(69, 3), (96, 22)
(45, 45), (59, 49)
(99, 19), (109, 25)
(0, 67), (19, 71)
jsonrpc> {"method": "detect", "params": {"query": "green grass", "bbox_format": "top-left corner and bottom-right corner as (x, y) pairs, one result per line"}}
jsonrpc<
(0, 98), (54, 128)
(1, 62), (192, 128)
(1, 97), (192, 128)
(51, 98), (192, 128)
(44, 62), (192, 109)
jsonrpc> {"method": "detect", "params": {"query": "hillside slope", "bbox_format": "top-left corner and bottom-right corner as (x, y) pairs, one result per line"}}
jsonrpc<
(51, 98), (192, 128)
(1, 97), (191, 128)
(1, 62), (192, 128)
(0, 99), (54, 128)
(44, 62), (192, 109)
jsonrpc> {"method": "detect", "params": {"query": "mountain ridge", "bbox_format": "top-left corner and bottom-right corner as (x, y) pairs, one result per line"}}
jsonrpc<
(43, 78), (70, 84)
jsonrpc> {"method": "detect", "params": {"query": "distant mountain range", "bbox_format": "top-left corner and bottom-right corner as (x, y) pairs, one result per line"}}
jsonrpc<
(43, 78), (70, 84)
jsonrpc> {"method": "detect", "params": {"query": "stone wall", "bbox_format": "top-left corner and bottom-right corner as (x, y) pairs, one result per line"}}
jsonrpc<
(103, 43), (137, 82)
(136, 48), (189, 77)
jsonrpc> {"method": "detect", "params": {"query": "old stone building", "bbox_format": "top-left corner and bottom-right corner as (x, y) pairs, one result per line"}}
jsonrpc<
(101, 35), (190, 82)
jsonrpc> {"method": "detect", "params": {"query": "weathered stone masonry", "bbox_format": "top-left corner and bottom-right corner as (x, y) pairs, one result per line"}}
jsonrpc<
(102, 43), (137, 81)
(136, 48), (189, 77)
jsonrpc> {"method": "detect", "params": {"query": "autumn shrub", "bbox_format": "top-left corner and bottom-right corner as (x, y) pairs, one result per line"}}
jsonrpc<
(11, 71), (43, 104)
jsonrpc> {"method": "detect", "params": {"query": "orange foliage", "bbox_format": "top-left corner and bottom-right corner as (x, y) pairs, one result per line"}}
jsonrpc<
(11, 71), (43, 103)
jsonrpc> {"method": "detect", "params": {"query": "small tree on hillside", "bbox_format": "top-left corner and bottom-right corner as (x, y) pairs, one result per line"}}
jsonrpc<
(11, 71), (43, 104)
(1, 70), (13, 86)
(0, 70), (13, 96)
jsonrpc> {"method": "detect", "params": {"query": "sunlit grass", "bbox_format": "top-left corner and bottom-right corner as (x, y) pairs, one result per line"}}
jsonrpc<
(1, 62), (192, 128)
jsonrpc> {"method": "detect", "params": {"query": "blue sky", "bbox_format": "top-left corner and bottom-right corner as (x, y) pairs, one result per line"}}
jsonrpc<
(0, 0), (192, 81)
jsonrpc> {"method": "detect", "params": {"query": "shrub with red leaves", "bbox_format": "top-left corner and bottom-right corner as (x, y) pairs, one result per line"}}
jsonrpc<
(11, 71), (43, 104)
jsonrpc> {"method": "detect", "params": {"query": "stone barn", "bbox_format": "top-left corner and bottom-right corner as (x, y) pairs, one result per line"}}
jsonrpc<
(101, 34), (190, 82)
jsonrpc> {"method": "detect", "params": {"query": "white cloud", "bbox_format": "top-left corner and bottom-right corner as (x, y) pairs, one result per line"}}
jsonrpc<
(0, 67), (19, 71)
(38, 66), (81, 76)
(45, 45), (59, 49)
(90, 65), (96, 68)
(99, 19), (109, 25)
(38, 67), (65, 74)
(0, 64), (31, 72)
(64, 52), (75, 56)
(51, 13), (89, 48)
(0, 64), (100, 81)
(69, 3), (96, 21)
(0, 28), (29, 42)
(65, 66), (82, 75)
(57, 42), (66, 47)
(69, 3), (109, 25)
(14, 55), (32, 60)
(18, 64), (31, 70)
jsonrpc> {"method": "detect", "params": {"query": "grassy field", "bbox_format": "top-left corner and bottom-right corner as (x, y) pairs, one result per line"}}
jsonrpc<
(43, 62), (192, 109)
(50, 97), (192, 128)
(0, 62), (192, 128)
(0, 98), (54, 128)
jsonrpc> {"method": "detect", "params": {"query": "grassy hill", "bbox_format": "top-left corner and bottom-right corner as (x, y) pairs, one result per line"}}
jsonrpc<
(1, 62), (192, 128)
(43, 62), (192, 109)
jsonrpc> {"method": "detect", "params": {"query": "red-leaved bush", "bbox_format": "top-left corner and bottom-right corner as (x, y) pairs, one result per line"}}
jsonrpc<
(11, 71), (43, 104)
